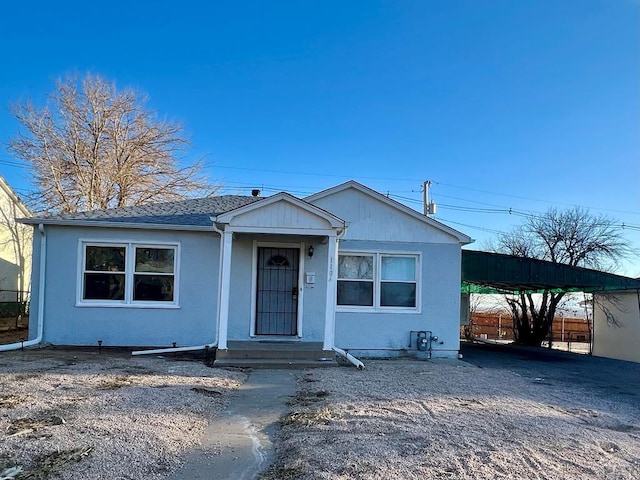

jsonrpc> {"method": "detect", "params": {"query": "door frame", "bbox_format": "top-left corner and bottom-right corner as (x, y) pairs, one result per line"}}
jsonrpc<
(250, 241), (305, 338)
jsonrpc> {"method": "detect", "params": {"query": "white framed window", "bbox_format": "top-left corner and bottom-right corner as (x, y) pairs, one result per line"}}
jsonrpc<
(133, 246), (176, 302)
(337, 252), (419, 311)
(380, 255), (417, 307)
(79, 241), (179, 307)
(337, 254), (374, 307)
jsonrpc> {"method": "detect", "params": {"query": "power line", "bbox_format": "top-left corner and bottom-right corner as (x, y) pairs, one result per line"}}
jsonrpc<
(431, 180), (640, 217)
(436, 218), (506, 235)
(385, 193), (640, 233)
(2, 158), (639, 229)
(213, 183), (640, 233)
(212, 165), (640, 216)
(0, 158), (27, 168)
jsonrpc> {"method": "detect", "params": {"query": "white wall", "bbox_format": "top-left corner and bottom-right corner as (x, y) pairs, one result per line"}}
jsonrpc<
(593, 290), (640, 363)
(0, 184), (31, 302)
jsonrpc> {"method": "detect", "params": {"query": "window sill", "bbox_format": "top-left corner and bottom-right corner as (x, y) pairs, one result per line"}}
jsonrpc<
(336, 306), (420, 314)
(75, 302), (181, 310)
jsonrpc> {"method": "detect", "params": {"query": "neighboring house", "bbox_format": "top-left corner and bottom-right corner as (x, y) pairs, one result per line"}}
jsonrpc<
(20, 181), (471, 362)
(0, 175), (32, 303)
(592, 288), (640, 363)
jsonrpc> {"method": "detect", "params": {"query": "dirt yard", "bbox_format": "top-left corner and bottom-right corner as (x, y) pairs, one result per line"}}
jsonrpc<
(0, 348), (246, 479)
(263, 349), (640, 480)
(0, 316), (29, 345)
(1, 345), (639, 479)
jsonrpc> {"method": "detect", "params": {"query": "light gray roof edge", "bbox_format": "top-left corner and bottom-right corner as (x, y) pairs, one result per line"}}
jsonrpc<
(25, 195), (262, 224)
(17, 217), (219, 232)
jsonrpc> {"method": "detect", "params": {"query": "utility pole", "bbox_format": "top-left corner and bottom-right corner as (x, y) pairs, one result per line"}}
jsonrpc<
(423, 180), (436, 216)
(423, 180), (430, 215)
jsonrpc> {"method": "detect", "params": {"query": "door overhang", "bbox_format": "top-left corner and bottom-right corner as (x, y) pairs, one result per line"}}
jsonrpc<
(214, 193), (345, 351)
(213, 192), (346, 235)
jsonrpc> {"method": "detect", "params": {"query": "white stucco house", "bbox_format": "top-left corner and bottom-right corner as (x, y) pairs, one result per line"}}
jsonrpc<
(0, 175), (32, 304)
(592, 288), (640, 363)
(16, 181), (471, 363)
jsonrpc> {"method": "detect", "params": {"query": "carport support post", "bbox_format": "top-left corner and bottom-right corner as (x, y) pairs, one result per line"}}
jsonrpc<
(218, 230), (234, 351)
(323, 234), (338, 351)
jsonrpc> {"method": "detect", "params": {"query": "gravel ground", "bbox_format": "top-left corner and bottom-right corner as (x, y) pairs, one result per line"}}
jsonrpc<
(0, 349), (246, 479)
(2, 345), (639, 480)
(262, 354), (640, 480)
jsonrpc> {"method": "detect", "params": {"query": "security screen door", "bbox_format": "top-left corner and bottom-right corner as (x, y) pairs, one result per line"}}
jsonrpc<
(255, 247), (299, 335)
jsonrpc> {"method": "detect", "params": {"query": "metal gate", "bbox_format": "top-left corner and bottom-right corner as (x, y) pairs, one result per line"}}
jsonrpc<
(255, 247), (300, 335)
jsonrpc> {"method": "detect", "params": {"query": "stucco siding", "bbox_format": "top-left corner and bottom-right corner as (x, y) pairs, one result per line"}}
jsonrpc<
(227, 236), (255, 339)
(310, 188), (457, 243)
(335, 240), (462, 358)
(27, 231), (42, 341)
(593, 290), (640, 363)
(298, 239), (329, 341)
(226, 234), (328, 342)
(36, 225), (219, 347)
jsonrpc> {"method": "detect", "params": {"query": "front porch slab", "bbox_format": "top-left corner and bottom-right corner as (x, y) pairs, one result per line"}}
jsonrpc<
(214, 341), (337, 368)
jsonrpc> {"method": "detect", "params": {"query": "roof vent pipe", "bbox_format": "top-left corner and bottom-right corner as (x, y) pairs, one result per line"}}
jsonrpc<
(251, 189), (260, 197)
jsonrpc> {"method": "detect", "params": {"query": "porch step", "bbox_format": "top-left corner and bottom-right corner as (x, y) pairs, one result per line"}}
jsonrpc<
(213, 358), (338, 369)
(214, 341), (338, 368)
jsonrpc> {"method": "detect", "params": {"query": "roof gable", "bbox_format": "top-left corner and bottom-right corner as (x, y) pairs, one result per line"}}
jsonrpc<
(306, 181), (472, 244)
(215, 192), (345, 231)
(0, 175), (31, 218)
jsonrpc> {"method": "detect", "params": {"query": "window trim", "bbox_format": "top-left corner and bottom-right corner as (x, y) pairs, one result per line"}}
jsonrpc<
(76, 240), (180, 309)
(336, 250), (421, 313)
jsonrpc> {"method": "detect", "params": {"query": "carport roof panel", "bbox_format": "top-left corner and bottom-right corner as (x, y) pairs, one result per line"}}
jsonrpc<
(461, 250), (640, 293)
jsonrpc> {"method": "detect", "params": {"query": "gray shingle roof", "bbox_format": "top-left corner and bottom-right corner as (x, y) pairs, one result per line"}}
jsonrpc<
(40, 195), (263, 226)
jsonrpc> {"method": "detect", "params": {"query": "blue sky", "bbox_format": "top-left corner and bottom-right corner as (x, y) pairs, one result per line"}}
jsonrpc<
(0, 1), (638, 275)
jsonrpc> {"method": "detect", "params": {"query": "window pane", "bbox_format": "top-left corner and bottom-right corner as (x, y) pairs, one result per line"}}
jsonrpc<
(84, 273), (125, 300)
(380, 282), (416, 307)
(338, 255), (373, 280)
(381, 256), (415, 281)
(86, 246), (126, 272)
(134, 275), (174, 301)
(337, 281), (373, 306)
(135, 248), (175, 273)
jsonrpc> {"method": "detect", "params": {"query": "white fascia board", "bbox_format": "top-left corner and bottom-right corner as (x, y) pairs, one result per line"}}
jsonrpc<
(306, 180), (473, 245)
(215, 192), (346, 228)
(17, 218), (216, 232)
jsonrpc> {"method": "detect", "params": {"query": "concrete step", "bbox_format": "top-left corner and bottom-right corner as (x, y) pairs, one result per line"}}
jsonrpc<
(214, 341), (337, 368)
(213, 358), (338, 369)
(226, 340), (325, 350)
(216, 348), (334, 361)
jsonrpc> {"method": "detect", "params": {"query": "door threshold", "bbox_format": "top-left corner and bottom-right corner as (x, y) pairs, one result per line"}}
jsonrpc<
(253, 337), (302, 343)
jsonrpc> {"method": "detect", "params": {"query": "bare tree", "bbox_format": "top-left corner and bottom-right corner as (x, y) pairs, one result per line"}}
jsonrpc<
(8, 74), (213, 213)
(489, 207), (631, 346)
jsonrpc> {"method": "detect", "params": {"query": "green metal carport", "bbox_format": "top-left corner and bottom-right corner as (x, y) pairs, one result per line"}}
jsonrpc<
(461, 250), (640, 294)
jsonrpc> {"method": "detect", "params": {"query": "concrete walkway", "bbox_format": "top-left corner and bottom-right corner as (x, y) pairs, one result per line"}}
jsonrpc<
(167, 369), (298, 480)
